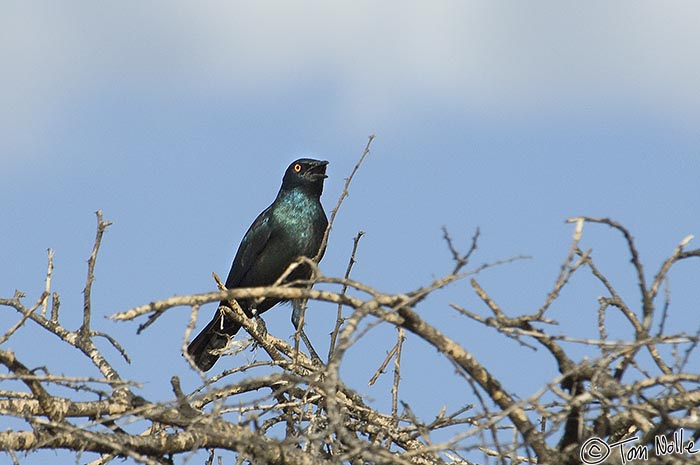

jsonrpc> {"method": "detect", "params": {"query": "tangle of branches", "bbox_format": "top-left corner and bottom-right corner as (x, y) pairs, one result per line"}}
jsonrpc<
(2, 139), (700, 465)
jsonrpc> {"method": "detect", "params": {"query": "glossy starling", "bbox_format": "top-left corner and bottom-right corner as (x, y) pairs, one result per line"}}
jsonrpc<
(187, 159), (329, 370)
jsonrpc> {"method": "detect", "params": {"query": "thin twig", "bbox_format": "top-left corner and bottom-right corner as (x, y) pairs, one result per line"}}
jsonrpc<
(442, 226), (480, 274)
(649, 234), (696, 303)
(368, 341), (399, 387)
(314, 134), (374, 262)
(392, 327), (405, 420)
(569, 217), (650, 327)
(329, 230), (364, 359)
(41, 248), (54, 317)
(538, 218), (585, 318)
(82, 211), (112, 337)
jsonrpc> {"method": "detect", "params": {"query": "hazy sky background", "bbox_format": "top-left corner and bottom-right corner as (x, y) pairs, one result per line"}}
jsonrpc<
(2, 2), (699, 463)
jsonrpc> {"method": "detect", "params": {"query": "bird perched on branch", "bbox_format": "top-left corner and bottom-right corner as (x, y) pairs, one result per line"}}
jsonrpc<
(187, 159), (329, 371)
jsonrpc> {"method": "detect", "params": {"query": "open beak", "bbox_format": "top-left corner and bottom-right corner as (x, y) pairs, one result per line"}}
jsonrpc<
(308, 160), (329, 179)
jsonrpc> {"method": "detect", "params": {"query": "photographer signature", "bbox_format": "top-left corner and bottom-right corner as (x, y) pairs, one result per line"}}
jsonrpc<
(580, 429), (697, 464)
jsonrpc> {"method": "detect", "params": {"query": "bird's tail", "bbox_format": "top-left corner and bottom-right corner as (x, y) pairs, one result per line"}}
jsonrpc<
(186, 307), (241, 371)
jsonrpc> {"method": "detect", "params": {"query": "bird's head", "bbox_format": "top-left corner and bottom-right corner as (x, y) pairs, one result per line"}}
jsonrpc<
(281, 158), (329, 196)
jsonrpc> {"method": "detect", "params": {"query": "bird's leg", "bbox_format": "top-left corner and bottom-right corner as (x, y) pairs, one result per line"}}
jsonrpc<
(245, 308), (268, 352)
(292, 299), (323, 365)
(253, 314), (268, 339)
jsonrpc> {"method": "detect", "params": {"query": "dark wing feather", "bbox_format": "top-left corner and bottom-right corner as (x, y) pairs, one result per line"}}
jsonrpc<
(188, 207), (274, 371)
(224, 205), (273, 289)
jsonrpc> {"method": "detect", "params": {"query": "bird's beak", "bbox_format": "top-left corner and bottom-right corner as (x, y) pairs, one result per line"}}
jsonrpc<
(308, 160), (329, 179)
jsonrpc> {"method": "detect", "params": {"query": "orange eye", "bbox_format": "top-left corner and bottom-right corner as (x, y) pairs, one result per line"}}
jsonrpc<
(293, 163), (302, 173)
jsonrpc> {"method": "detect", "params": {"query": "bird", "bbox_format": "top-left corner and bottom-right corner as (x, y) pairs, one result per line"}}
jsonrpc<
(187, 158), (329, 371)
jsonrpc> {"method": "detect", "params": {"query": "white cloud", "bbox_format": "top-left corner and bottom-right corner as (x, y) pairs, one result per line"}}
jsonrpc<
(2, 1), (699, 164)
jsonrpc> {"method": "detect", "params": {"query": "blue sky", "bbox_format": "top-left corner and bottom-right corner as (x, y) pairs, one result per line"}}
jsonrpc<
(2, 2), (699, 463)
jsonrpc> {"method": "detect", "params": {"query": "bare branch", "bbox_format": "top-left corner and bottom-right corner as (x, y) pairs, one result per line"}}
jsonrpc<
(82, 210), (112, 337)
(329, 230), (365, 358)
(314, 133), (375, 262)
